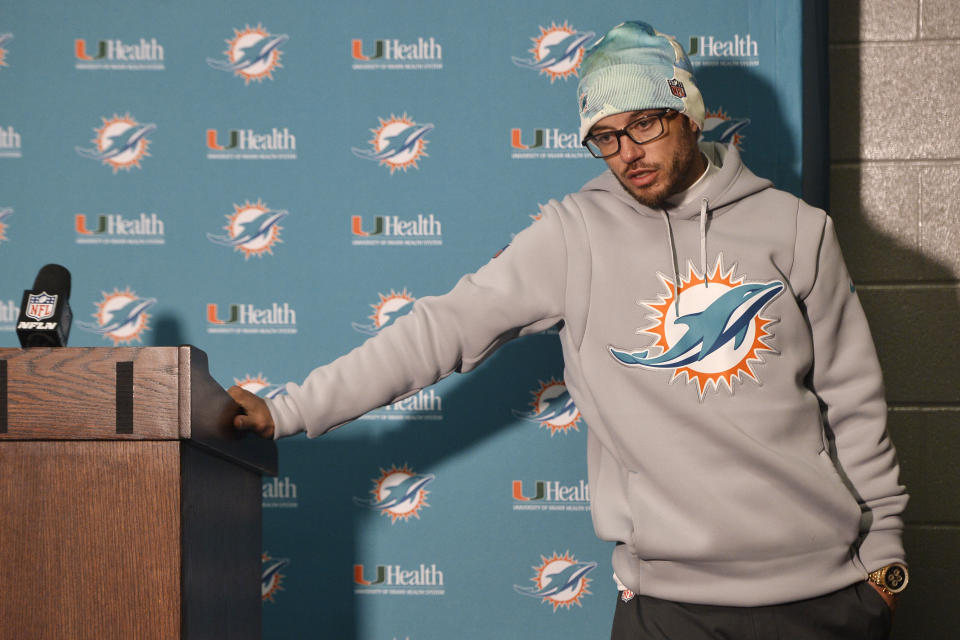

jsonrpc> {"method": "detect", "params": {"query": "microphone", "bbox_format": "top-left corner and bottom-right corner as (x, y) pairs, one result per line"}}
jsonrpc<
(16, 264), (73, 347)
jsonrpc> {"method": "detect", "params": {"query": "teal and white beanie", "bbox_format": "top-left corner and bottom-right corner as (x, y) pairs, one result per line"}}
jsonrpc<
(577, 21), (705, 143)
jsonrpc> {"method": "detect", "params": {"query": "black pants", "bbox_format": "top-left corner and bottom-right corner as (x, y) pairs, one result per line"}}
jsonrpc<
(611, 581), (892, 640)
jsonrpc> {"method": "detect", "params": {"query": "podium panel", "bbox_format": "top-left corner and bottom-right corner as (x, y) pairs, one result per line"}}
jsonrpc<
(0, 347), (276, 639)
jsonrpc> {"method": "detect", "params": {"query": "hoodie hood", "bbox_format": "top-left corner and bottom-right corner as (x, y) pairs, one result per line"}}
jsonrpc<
(579, 142), (772, 220)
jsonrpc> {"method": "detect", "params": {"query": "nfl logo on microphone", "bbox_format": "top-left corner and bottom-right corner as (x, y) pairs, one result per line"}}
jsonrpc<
(26, 293), (57, 321)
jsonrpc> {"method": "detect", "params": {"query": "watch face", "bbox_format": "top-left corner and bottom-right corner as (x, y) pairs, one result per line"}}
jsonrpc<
(883, 564), (908, 592)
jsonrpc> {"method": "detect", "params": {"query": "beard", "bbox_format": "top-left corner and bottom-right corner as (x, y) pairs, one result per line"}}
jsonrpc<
(614, 132), (704, 209)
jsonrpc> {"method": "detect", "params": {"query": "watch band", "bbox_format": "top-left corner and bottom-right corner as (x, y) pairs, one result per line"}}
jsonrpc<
(868, 563), (909, 595)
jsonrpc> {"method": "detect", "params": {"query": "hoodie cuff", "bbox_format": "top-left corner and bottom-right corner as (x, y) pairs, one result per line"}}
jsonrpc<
(264, 391), (307, 440)
(857, 528), (907, 574)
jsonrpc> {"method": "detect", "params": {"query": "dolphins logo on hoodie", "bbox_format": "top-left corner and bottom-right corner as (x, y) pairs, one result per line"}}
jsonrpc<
(354, 463), (434, 523)
(609, 255), (782, 399)
(78, 287), (156, 345)
(207, 199), (287, 259)
(513, 22), (595, 83)
(352, 113), (433, 174)
(75, 114), (155, 172)
(514, 551), (597, 611)
(207, 24), (288, 84)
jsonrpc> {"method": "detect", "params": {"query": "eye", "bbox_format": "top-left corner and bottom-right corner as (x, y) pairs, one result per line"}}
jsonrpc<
(627, 117), (657, 133)
(592, 132), (616, 146)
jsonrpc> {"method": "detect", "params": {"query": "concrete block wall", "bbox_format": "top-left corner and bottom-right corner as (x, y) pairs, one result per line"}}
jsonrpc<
(829, 2), (959, 637)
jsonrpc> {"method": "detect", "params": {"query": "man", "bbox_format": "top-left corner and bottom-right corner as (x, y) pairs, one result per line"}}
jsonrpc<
(231, 21), (907, 639)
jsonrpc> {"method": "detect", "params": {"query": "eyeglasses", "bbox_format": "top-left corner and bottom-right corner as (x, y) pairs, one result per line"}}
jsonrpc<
(582, 110), (675, 159)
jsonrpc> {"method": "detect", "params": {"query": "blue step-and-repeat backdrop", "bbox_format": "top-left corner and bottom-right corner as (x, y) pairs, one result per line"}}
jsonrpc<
(0, 1), (803, 637)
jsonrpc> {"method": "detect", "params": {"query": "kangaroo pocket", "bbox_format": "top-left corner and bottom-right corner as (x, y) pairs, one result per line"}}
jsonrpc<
(625, 452), (864, 563)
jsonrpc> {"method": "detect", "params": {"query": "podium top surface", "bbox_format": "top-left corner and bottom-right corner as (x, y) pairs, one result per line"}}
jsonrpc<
(0, 346), (276, 475)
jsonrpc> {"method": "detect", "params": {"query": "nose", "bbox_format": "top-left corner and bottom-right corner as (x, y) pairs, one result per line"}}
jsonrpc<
(617, 134), (645, 163)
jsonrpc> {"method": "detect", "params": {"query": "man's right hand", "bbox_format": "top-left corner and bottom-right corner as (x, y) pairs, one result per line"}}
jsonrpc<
(228, 385), (276, 440)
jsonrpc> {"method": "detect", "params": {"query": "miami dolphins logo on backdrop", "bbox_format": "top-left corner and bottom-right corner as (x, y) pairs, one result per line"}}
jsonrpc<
(351, 113), (433, 174)
(353, 463), (435, 523)
(235, 374), (286, 399)
(207, 24), (288, 84)
(0, 207), (12, 243)
(513, 551), (597, 611)
(512, 378), (581, 436)
(352, 289), (416, 335)
(0, 33), (12, 68)
(609, 255), (783, 399)
(701, 107), (750, 149)
(78, 287), (156, 345)
(512, 22), (595, 83)
(261, 552), (289, 603)
(206, 199), (287, 259)
(75, 113), (156, 172)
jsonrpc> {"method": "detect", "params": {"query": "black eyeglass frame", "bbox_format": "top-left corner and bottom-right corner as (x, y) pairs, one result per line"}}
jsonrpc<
(582, 109), (677, 159)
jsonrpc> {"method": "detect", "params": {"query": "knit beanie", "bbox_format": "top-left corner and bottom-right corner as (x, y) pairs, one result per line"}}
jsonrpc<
(577, 21), (705, 143)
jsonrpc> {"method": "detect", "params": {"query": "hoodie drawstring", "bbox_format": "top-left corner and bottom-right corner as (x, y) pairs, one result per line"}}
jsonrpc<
(660, 209), (681, 316)
(661, 198), (711, 316)
(700, 197), (709, 288)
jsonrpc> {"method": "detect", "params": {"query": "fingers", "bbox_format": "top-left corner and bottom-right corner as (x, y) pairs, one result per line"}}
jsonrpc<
(227, 385), (276, 439)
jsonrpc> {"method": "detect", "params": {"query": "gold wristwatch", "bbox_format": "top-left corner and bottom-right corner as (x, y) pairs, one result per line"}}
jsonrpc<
(868, 563), (909, 596)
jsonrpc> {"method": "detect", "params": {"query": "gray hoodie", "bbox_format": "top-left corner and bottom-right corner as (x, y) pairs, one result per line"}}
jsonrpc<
(267, 142), (907, 606)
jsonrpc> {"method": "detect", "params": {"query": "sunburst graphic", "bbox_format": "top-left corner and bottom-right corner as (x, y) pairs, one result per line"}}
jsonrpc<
(93, 287), (152, 345)
(526, 378), (581, 436)
(370, 114), (429, 174)
(225, 24), (283, 84)
(0, 211), (10, 244)
(704, 107), (747, 149)
(625, 255), (781, 399)
(529, 551), (594, 611)
(370, 463), (430, 523)
(261, 552), (288, 603)
(93, 114), (151, 173)
(369, 289), (415, 329)
(234, 373), (285, 399)
(529, 22), (587, 83)
(224, 199), (284, 259)
(0, 48), (7, 68)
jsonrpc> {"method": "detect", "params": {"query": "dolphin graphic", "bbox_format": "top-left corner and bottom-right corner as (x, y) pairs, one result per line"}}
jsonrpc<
(353, 473), (435, 511)
(206, 209), (288, 247)
(610, 281), (783, 369)
(207, 33), (289, 72)
(512, 31), (595, 70)
(701, 116), (750, 146)
(514, 561), (598, 598)
(0, 207), (12, 222)
(351, 124), (434, 162)
(75, 123), (157, 161)
(351, 300), (415, 335)
(512, 388), (577, 423)
(261, 557), (290, 595)
(0, 33), (12, 47)
(77, 297), (157, 336)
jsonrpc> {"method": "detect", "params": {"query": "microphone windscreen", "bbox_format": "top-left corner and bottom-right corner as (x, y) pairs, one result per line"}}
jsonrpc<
(33, 264), (71, 299)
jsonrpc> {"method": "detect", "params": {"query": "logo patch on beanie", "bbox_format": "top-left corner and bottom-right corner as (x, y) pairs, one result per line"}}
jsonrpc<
(668, 78), (686, 98)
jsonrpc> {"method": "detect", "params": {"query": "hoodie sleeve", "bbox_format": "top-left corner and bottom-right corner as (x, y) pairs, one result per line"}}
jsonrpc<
(795, 207), (908, 572)
(265, 207), (569, 438)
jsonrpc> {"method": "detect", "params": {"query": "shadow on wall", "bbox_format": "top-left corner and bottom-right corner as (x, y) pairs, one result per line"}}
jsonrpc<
(828, 5), (960, 640)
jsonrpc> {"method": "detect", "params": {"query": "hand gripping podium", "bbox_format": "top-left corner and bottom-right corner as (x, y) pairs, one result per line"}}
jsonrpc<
(0, 346), (277, 639)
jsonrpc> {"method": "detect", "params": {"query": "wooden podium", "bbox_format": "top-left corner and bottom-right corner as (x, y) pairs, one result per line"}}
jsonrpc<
(0, 346), (277, 639)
